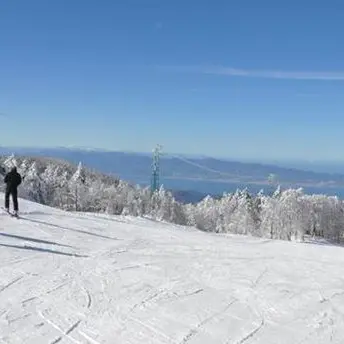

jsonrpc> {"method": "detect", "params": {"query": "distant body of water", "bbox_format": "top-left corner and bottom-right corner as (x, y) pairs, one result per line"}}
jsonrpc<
(160, 178), (344, 199)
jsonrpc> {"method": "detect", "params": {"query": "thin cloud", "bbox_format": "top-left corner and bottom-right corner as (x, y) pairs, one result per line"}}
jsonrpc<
(161, 65), (344, 81)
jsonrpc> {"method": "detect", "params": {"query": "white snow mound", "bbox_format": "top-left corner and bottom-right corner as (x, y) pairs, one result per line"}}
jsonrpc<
(1, 194), (344, 343)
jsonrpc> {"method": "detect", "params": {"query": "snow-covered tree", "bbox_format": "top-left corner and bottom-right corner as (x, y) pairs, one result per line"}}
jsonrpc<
(191, 195), (220, 231)
(68, 162), (87, 211)
(3, 154), (17, 170)
(41, 165), (64, 207)
(22, 162), (44, 204)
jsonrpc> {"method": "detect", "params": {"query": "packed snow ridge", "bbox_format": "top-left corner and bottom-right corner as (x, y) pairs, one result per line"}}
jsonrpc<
(1, 194), (344, 344)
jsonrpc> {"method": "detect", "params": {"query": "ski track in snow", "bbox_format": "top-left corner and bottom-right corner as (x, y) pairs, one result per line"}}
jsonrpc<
(1, 194), (344, 343)
(0, 275), (24, 293)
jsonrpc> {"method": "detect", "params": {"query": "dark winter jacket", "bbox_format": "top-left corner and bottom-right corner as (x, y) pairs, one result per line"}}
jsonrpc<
(4, 167), (22, 191)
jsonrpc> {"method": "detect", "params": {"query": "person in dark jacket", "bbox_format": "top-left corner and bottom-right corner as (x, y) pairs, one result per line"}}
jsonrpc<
(4, 166), (22, 215)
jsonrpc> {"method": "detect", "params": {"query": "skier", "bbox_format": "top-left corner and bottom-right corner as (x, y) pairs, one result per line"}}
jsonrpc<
(4, 166), (22, 216)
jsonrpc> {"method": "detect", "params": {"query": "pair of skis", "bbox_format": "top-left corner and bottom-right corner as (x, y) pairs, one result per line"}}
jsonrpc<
(1, 207), (19, 218)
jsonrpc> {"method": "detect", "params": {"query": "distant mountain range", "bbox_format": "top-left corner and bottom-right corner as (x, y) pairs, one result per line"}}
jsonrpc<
(2, 146), (344, 202)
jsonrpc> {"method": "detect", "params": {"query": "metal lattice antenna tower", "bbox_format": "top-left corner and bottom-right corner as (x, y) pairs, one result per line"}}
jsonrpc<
(151, 144), (162, 193)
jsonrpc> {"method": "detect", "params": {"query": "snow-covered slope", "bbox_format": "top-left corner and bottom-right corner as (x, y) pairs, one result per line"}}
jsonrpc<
(1, 195), (344, 343)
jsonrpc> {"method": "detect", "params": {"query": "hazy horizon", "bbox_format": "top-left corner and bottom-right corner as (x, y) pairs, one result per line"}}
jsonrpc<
(3, 145), (344, 168)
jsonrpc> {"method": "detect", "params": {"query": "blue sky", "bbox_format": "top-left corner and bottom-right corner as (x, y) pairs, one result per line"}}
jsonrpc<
(1, 0), (344, 161)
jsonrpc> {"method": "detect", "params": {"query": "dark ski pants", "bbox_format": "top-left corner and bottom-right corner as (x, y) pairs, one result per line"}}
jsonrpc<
(5, 189), (18, 211)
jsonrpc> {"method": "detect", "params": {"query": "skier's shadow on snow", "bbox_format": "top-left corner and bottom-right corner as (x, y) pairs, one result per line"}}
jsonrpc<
(0, 243), (88, 258)
(0, 211), (51, 216)
(20, 211), (53, 216)
(20, 217), (121, 241)
(0, 232), (73, 248)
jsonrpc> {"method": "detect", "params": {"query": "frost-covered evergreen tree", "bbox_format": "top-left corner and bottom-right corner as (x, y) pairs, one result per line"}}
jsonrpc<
(68, 162), (87, 211)
(190, 195), (220, 231)
(3, 154), (17, 170)
(22, 162), (45, 204)
(150, 186), (188, 224)
(40, 164), (62, 207)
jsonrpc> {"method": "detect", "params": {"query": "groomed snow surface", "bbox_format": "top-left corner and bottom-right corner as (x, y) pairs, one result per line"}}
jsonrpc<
(1, 195), (344, 344)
